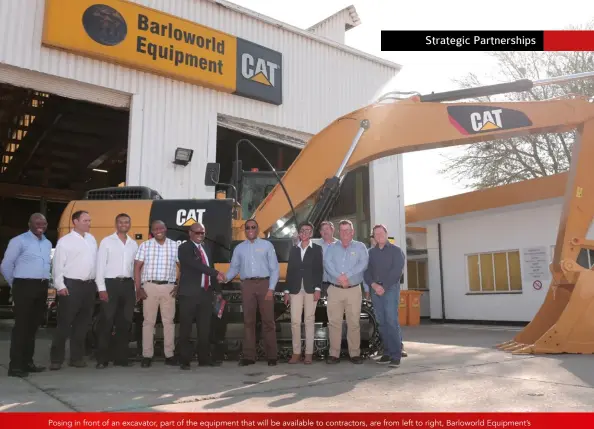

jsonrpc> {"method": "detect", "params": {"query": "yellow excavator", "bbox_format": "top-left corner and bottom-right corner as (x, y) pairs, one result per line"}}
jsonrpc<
(56, 70), (594, 357)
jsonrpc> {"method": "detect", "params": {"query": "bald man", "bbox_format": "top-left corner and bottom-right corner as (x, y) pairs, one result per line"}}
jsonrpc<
(134, 220), (179, 368)
(1, 213), (52, 377)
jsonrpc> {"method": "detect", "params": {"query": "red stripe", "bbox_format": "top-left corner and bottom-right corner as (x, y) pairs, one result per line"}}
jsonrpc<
(448, 115), (469, 135)
(544, 30), (594, 51)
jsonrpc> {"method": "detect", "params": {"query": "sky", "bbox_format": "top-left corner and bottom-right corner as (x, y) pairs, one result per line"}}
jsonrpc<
(228, 0), (594, 205)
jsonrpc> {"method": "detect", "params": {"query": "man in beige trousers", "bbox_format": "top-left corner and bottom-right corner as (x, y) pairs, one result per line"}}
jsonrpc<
(323, 220), (369, 364)
(134, 220), (179, 368)
(284, 221), (324, 364)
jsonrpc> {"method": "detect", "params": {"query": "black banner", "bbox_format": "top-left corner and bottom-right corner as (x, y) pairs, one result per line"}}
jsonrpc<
(381, 30), (544, 51)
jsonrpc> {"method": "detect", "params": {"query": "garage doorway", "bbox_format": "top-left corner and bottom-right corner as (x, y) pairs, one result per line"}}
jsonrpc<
(0, 82), (130, 251)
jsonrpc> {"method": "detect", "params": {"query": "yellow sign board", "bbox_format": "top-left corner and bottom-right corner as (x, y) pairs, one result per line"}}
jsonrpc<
(42, 0), (283, 105)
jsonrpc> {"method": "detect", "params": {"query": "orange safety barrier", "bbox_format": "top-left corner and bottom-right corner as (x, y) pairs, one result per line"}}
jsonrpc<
(405, 290), (424, 326)
(398, 293), (408, 326)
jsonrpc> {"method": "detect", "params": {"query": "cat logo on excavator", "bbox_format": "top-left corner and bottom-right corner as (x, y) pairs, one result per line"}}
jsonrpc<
(175, 209), (205, 227)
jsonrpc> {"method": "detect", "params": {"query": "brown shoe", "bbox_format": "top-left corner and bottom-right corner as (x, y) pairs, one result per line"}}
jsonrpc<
(288, 354), (301, 364)
(304, 354), (313, 364)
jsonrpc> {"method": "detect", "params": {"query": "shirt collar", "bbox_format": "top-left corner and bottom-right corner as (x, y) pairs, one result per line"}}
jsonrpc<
(298, 240), (313, 249)
(26, 230), (45, 241)
(112, 232), (131, 243)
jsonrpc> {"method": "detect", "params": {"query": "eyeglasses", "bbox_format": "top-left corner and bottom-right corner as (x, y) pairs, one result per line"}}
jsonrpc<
(245, 225), (257, 230)
(299, 229), (312, 234)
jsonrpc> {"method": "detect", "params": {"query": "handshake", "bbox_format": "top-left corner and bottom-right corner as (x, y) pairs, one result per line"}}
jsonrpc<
(216, 271), (228, 283)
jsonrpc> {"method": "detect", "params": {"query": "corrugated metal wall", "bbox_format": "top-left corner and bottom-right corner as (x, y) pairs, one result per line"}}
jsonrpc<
(0, 0), (399, 199)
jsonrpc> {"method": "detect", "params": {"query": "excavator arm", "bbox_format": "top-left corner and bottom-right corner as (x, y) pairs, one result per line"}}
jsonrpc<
(251, 75), (594, 354)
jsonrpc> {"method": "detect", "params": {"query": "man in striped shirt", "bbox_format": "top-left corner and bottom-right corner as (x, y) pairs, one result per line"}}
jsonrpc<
(134, 220), (179, 368)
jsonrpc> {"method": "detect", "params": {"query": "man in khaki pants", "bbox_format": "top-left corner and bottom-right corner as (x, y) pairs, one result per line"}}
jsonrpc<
(323, 220), (369, 364)
(284, 221), (324, 364)
(134, 220), (179, 368)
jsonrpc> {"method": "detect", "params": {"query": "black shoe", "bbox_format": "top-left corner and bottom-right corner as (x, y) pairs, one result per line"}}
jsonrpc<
(180, 363), (191, 370)
(377, 355), (391, 364)
(165, 357), (178, 366)
(351, 356), (363, 364)
(8, 368), (29, 378)
(24, 364), (46, 373)
(326, 356), (340, 364)
(141, 358), (152, 368)
(49, 363), (62, 371)
(113, 360), (133, 367)
(389, 359), (401, 368)
(199, 361), (222, 367)
(401, 350), (408, 357)
(268, 359), (277, 366)
(69, 360), (87, 368)
(95, 362), (108, 369)
(238, 359), (255, 366)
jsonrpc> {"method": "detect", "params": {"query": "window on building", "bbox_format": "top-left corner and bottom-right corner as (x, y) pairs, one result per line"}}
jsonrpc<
(550, 245), (594, 268)
(407, 260), (427, 290)
(466, 250), (522, 293)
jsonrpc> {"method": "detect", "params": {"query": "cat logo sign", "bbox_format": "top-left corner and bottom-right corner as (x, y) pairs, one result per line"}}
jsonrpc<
(176, 209), (206, 227)
(470, 109), (503, 132)
(447, 105), (533, 135)
(234, 38), (283, 105)
(241, 53), (279, 87)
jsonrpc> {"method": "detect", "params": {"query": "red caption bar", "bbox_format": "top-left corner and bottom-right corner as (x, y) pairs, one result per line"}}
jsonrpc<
(1, 412), (594, 429)
(544, 30), (594, 51)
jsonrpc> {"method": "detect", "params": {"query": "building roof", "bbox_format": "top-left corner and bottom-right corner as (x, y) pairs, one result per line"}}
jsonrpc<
(405, 173), (568, 225)
(307, 5), (362, 32)
(206, 0), (401, 71)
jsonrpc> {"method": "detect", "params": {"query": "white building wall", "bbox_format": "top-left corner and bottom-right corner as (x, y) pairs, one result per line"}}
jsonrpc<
(0, 0), (399, 200)
(424, 198), (594, 322)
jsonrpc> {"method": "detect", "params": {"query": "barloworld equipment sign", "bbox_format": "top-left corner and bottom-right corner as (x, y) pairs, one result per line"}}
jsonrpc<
(41, 0), (283, 106)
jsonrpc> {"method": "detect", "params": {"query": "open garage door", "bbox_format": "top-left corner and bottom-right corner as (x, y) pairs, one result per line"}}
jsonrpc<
(217, 114), (312, 149)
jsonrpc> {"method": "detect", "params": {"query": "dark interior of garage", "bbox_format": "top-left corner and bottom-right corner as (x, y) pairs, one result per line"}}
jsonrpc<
(215, 125), (370, 238)
(0, 82), (130, 257)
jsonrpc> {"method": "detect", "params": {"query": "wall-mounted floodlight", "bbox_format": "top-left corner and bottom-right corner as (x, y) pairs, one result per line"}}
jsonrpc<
(173, 147), (194, 166)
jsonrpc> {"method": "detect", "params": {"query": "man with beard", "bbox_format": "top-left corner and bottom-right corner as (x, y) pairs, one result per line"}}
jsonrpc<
(95, 213), (139, 369)
(1, 213), (52, 377)
(177, 222), (226, 369)
(222, 219), (280, 366)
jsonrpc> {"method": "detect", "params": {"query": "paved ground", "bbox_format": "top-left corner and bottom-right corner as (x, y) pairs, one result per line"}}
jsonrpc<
(1, 320), (593, 412)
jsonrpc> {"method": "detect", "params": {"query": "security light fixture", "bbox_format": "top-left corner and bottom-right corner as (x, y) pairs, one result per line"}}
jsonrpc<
(173, 147), (194, 166)
(92, 168), (108, 173)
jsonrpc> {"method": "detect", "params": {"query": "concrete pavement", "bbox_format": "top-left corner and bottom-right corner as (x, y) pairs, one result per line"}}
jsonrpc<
(1, 320), (593, 412)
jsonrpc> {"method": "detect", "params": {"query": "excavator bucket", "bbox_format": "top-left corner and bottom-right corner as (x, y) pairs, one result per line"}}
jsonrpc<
(497, 270), (594, 354)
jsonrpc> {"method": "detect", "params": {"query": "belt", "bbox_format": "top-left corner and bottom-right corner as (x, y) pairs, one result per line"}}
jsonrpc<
(106, 277), (133, 282)
(244, 277), (270, 280)
(15, 278), (49, 283)
(145, 280), (172, 285)
(65, 278), (94, 284)
(329, 283), (361, 289)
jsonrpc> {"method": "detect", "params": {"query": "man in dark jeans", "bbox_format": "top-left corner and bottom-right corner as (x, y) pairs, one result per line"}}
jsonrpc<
(1, 213), (52, 377)
(94, 213), (139, 369)
(364, 224), (406, 368)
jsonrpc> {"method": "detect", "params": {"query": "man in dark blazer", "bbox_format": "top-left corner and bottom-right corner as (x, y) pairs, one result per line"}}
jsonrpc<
(177, 222), (226, 369)
(283, 221), (324, 365)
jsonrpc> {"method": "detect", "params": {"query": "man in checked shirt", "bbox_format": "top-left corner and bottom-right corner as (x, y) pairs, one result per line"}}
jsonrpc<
(134, 220), (179, 368)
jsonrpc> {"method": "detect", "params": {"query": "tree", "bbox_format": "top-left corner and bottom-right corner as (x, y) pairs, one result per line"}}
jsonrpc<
(439, 20), (594, 190)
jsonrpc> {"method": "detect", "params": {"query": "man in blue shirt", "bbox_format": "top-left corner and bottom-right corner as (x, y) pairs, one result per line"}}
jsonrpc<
(223, 219), (280, 366)
(323, 219), (369, 364)
(364, 224), (406, 368)
(0, 213), (52, 378)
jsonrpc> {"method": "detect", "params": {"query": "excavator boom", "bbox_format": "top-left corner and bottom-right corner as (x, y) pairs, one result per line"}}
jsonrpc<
(252, 74), (594, 355)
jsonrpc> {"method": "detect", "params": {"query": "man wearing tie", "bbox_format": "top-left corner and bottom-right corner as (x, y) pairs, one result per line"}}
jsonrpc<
(177, 222), (226, 370)
(1, 213), (52, 378)
(223, 219), (280, 366)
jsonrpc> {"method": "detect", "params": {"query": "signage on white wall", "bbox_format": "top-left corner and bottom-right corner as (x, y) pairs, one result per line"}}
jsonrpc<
(521, 246), (550, 285)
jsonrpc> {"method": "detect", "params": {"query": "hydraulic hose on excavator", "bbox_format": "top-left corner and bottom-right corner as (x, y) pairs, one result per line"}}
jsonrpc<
(252, 71), (594, 355)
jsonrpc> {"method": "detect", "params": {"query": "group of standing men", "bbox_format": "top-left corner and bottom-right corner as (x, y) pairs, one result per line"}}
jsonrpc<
(1, 211), (406, 378)
(281, 219), (406, 368)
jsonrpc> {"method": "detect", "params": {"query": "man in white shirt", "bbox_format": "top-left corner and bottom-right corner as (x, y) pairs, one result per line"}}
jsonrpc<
(49, 210), (98, 370)
(134, 220), (179, 368)
(95, 213), (139, 369)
